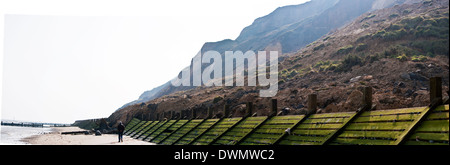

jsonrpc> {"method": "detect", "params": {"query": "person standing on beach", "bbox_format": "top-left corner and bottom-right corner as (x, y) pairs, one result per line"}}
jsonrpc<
(117, 121), (125, 142)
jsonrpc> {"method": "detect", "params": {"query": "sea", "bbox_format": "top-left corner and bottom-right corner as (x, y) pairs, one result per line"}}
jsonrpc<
(0, 125), (53, 145)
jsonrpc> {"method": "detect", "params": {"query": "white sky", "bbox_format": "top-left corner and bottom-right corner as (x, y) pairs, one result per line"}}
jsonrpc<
(0, 0), (310, 124)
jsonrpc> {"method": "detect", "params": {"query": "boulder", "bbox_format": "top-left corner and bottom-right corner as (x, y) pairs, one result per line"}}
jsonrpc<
(295, 104), (305, 109)
(323, 104), (338, 113)
(408, 72), (428, 81)
(400, 73), (411, 80)
(415, 63), (426, 69)
(404, 89), (414, 97)
(344, 90), (364, 111)
(393, 87), (402, 94)
(396, 82), (406, 88)
(350, 76), (362, 83)
(281, 107), (291, 115)
(316, 108), (323, 114)
(400, 72), (428, 81)
(363, 75), (373, 81)
(379, 96), (396, 104)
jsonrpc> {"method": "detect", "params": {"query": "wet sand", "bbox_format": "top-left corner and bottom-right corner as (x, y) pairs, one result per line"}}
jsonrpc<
(23, 127), (155, 145)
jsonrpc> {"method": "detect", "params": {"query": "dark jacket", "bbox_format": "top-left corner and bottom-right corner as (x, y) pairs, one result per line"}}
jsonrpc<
(118, 123), (125, 133)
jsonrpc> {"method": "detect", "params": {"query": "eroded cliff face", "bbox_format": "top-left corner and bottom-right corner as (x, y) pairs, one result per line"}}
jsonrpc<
(108, 0), (449, 127)
(125, 0), (387, 109)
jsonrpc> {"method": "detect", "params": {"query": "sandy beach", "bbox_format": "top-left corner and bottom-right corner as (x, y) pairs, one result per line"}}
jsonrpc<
(23, 127), (155, 145)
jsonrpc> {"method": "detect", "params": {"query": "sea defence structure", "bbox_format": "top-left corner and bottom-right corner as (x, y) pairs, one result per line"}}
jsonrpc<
(123, 77), (449, 145)
(1, 122), (70, 127)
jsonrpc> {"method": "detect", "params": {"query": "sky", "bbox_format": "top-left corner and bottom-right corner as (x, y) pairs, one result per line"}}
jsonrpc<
(0, 0), (310, 124)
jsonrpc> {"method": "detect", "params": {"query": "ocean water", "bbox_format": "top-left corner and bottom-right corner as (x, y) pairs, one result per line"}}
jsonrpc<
(0, 125), (53, 145)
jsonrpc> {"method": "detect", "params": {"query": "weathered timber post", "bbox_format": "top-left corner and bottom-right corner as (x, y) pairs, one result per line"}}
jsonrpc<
(207, 107), (213, 119)
(445, 91), (449, 104)
(161, 112), (166, 121)
(191, 109), (197, 119)
(270, 99), (278, 117)
(224, 104), (230, 118)
(167, 111), (171, 120)
(273, 97), (312, 145)
(176, 112), (181, 120)
(430, 77), (443, 105)
(307, 94), (317, 114)
(362, 86), (372, 111)
(245, 102), (253, 117)
(395, 77), (443, 145)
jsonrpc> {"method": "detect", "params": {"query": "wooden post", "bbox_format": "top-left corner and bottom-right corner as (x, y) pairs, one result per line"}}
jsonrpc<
(307, 94), (317, 114)
(207, 107), (213, 119)
(395, 78), (442, 145)
(191, 109), (197, 119)
(175, 112), (180, 120)
(224, 104), (230, 118)
(270, 99), (278, 117)
(430, 77), (442, 105)
(246, 102), (253, 117)
(362, 86), (372, 111)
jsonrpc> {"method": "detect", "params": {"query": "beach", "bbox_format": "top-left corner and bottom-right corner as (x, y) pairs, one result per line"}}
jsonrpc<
(22, 127), (154, 145)
(1, 125), (53, 144)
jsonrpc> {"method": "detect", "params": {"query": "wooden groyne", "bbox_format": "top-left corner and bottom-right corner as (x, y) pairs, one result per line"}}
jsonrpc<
(122, 77), (449, 145)
(1, 121), (71, 127)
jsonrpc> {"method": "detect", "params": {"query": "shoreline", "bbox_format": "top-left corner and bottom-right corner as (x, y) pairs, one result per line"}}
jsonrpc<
(23, 126), (155, 145)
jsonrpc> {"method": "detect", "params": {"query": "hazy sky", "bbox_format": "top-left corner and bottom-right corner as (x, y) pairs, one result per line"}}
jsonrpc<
(0, 0), (309, 123)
